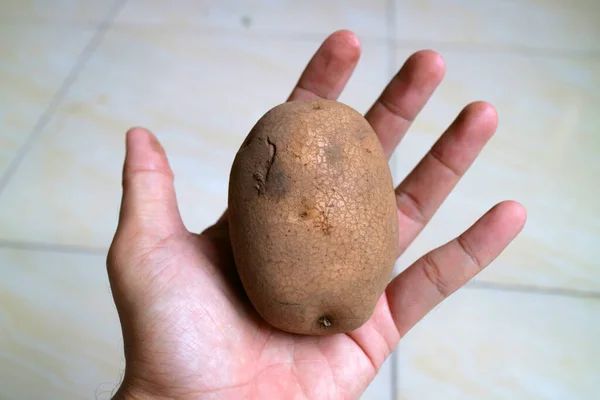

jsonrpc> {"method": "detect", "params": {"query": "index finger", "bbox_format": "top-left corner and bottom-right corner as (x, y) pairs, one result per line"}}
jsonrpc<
(386, 201), (527, 337)
(287, 30), (361, 102)
(206, 31), (360, 234)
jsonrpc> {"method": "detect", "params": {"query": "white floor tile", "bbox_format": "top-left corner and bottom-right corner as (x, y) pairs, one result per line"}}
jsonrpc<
(0, 0), (116, 23)
(362, 352), (394, 400)
(395, 288), (600, 399)
(2, 2), (598, 398)
(0, 248), (123, 399)
(117, 0), (388, 39)
(0, 25), (96, 176)
(0, 28), (389, 248)
(394, 0), (600, 52)
(392, 48), (600, 291)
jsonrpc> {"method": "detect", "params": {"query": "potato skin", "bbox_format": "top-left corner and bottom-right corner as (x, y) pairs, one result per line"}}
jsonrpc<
(228, 99), (398, 335)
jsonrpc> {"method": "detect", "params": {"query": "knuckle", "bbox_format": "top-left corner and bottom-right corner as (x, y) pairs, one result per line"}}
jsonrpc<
(421, 253), (451, 299)
(396, 190), (428, 226)
(428, 148), (461, 178)
(456, 235), (482, 269)
(106, 226), (143, 273)
(124, 167), (174, 188)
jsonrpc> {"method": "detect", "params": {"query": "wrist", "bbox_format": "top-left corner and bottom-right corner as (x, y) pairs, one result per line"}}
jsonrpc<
(112, 386), (149, 400)
(112, 380), (172, 400)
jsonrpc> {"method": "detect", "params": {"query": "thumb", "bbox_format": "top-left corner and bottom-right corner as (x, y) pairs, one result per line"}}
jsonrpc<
(117, 127), (185, 237)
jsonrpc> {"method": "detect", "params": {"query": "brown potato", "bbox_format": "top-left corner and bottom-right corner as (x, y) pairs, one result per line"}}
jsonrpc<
(228, 99), (398, 335)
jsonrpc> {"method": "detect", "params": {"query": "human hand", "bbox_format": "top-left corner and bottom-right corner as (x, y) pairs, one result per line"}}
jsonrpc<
(107, 30), (527, 400)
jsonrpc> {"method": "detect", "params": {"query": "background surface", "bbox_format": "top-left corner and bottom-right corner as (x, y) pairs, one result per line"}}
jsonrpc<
(1, 1), (599, 399)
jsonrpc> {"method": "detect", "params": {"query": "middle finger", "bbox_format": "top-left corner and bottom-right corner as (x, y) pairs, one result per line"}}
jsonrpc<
(365, 50), (446, 159)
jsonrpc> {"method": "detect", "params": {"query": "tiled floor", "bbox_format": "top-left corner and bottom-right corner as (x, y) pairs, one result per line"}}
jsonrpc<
(0, 1), (598, 399)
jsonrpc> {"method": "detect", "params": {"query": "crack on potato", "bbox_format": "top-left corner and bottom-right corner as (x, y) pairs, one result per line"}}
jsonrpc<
(264, 136), (276, 190)
(274, 300), (301, 306)
(254, 136), (277, 196)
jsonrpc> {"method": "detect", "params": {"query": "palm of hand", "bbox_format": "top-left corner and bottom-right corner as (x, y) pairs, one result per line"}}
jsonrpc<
(111, 226), (393, 399)
(108, 31), (526, 400)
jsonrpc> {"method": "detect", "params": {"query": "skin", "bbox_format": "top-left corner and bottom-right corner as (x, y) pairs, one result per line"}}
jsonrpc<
(229, 100), (399, 335)
(108, 30), (527, 400)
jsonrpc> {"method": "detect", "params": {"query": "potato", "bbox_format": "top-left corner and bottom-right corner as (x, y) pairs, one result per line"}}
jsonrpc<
(228, 99), (398, 335)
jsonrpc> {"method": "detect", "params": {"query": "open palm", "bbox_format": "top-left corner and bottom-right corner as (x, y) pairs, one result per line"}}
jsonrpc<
(107, 31), (526, 400)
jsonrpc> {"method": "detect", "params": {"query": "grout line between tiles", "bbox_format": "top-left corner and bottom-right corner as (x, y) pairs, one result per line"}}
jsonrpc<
(385, 1), (398, 77)
(385, 1), (399, 399)
(111, 24), (392, 45)
(385, 0), (399, 187)
(2, 19), (598, 59)
(392, 38), (600, 59)
(0, 239), (107, 255)
(3, 231), (598, 303)
(466, 280), (600, 300)
(390, 351), (398, 400)
(0, 19), (101, 27)
(0, 19), (391, 43)
(84, 25), (600, 59)
(0, 0), (128, 196)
